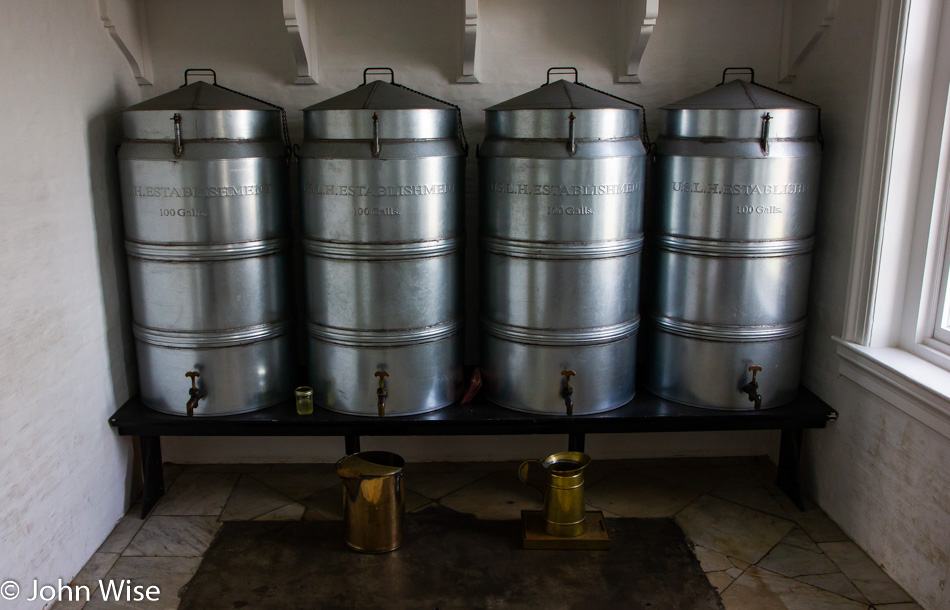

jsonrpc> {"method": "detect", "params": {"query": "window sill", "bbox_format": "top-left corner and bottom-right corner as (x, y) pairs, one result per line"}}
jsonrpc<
(834, 338), (950, 441)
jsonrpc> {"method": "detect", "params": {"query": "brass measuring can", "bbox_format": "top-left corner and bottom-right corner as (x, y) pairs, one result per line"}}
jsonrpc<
(336, 451), (405, 552)
(518, 451), (591, 537)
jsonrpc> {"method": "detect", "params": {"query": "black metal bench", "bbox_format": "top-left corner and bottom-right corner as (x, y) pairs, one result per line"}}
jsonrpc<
(109, 387), (837, 518)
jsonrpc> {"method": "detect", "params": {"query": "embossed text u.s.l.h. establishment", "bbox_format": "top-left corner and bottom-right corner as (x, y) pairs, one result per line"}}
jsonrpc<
(128, 183), (273, 198)
(488, 182), (641, 196)
(671, 181), (805, 195)
(304, 183), (456, 197)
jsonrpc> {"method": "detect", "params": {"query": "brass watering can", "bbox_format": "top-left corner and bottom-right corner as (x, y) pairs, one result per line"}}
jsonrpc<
(518, 451), (591, 537)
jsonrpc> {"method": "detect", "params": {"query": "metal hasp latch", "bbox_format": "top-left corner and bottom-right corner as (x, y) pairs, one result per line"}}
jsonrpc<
(716, 68), (773, 157)
(740, 365), (763, 410)
(375, 370), (389, 417)
(371, 112), (381, 158)
(544, 67), (581, 158)
(362, 68), (395, 160)
(185, 371), (201, 417)
(171, 113), (183, 157)
(561, 369), (577, 415)
(567, 112), (577, 156)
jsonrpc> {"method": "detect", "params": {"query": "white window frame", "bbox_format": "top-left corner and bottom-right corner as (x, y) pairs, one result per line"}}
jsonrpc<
(924, 109), (950, 349)
(836, 0), (950, 441)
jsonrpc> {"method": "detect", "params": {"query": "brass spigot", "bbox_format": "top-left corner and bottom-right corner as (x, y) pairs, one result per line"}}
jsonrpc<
(561, 369), (577, 415)
(375, 371), (389, 417)
(185, 371), (201, 417)
(740, 365), (763, 410)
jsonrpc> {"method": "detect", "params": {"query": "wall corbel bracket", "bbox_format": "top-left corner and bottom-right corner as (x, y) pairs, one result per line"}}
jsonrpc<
(284, 0), (316, 85)
(780, 0), (839, 83)
(618, 0), (659, 83)
(458, 0), (479, 83)
(98, 0), (152, 86)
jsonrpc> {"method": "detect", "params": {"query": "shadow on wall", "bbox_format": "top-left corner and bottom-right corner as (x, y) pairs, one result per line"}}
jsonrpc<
(86, 76), (142, 502)
(87, 74), (140, 467)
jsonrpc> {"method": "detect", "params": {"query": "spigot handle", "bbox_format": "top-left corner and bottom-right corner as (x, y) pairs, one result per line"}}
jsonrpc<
(375, 370), (389, 417)
(561, 369), (576, 415)
(741, 365), (763, 410)
(185, 371), (201, 417)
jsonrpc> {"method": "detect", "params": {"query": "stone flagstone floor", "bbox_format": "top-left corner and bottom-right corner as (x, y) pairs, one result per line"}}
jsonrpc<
(53, 457), (922, 609)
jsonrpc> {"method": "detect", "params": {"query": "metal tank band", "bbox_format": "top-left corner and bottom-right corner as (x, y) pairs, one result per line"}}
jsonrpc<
(482, 318), (641, 346)
(299, 69), (466, 417)
(646, 68), (821, 410)
(119, 71), (292, 417)
(305, 319), (463, 348)
(480, 68), (647, 415)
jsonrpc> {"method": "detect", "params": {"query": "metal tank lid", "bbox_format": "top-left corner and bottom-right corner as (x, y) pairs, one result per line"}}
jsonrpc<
(303, 68), (460, 141)
(485, 68), (643, 141)
(123, 71), (283, 141)
(660, 71), (819, 140)
(486, 80), (635, 111)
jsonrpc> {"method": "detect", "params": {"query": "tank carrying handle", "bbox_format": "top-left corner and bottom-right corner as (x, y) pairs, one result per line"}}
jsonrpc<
(547, 67), (579, 84)
(363, 67), (395, 85)
(720, 67), (755, 85)
(183, 68), (217, 86)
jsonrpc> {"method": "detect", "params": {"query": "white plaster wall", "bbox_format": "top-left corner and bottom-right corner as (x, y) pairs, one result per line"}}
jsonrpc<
(144, 0), (788, 463)
(790, 1), (950, 608)
(0, 1), (141, 606)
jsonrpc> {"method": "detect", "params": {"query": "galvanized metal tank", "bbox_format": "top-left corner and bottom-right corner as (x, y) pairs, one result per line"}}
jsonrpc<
(646, 69), (821, 410)
(119, 71), (292, 416)
(299, 68), (466, 417)
(480, 68), (647, 415)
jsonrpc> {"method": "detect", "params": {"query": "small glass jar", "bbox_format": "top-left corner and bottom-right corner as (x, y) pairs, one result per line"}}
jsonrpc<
(295, 386), (314, 415)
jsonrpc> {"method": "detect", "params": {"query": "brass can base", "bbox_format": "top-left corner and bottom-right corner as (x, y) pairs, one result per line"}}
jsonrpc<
(521, 511), (611, 550)
(344, 540), (402, 554)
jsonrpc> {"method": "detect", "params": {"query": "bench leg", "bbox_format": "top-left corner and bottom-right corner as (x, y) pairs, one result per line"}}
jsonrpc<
(345, 434), (361, 454)
(777, 428), (805, 511)
(140, 435), (165, 519)
(568, 432), (585, 452)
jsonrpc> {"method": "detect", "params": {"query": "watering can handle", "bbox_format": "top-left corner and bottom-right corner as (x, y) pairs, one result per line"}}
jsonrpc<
(518, 460), (546, 496)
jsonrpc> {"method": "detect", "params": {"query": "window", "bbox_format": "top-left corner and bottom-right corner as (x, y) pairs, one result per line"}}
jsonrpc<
(836, 0), (950, 440)
(923, 96), (950, 353)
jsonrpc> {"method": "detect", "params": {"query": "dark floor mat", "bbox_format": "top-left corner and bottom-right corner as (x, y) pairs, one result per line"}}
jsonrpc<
(180, 506), (723, 610)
